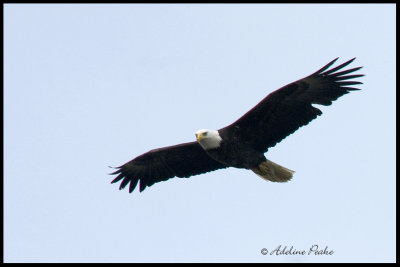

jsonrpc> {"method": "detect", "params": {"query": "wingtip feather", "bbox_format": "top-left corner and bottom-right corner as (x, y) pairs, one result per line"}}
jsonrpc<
(314, 57), (339, 74)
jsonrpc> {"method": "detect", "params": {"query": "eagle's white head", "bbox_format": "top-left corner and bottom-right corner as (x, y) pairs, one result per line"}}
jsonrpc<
(195, 129), (222, 150)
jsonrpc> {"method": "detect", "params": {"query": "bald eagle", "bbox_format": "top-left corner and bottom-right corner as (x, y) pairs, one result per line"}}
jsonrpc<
(111, 58), (363, 193)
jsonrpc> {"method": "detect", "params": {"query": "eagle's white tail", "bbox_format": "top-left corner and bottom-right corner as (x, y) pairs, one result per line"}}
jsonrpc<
(251, 159), (295, 182)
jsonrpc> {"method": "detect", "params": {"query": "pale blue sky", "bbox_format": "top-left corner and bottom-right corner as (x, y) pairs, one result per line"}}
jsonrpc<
(4, 4), (395, 263)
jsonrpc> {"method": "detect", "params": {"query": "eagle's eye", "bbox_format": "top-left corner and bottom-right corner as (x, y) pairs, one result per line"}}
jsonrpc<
(203, 132), (208, 136)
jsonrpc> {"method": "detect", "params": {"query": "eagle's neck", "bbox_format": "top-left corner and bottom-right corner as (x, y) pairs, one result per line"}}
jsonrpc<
(196, 129), (222, 150)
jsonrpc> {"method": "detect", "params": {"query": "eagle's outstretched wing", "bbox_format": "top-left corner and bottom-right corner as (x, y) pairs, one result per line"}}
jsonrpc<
(219, 58), (364, 153)
(110, 141), (228, 192)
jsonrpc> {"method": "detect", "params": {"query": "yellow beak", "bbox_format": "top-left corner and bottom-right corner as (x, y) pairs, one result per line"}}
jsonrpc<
(196, 133), (203, 142)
